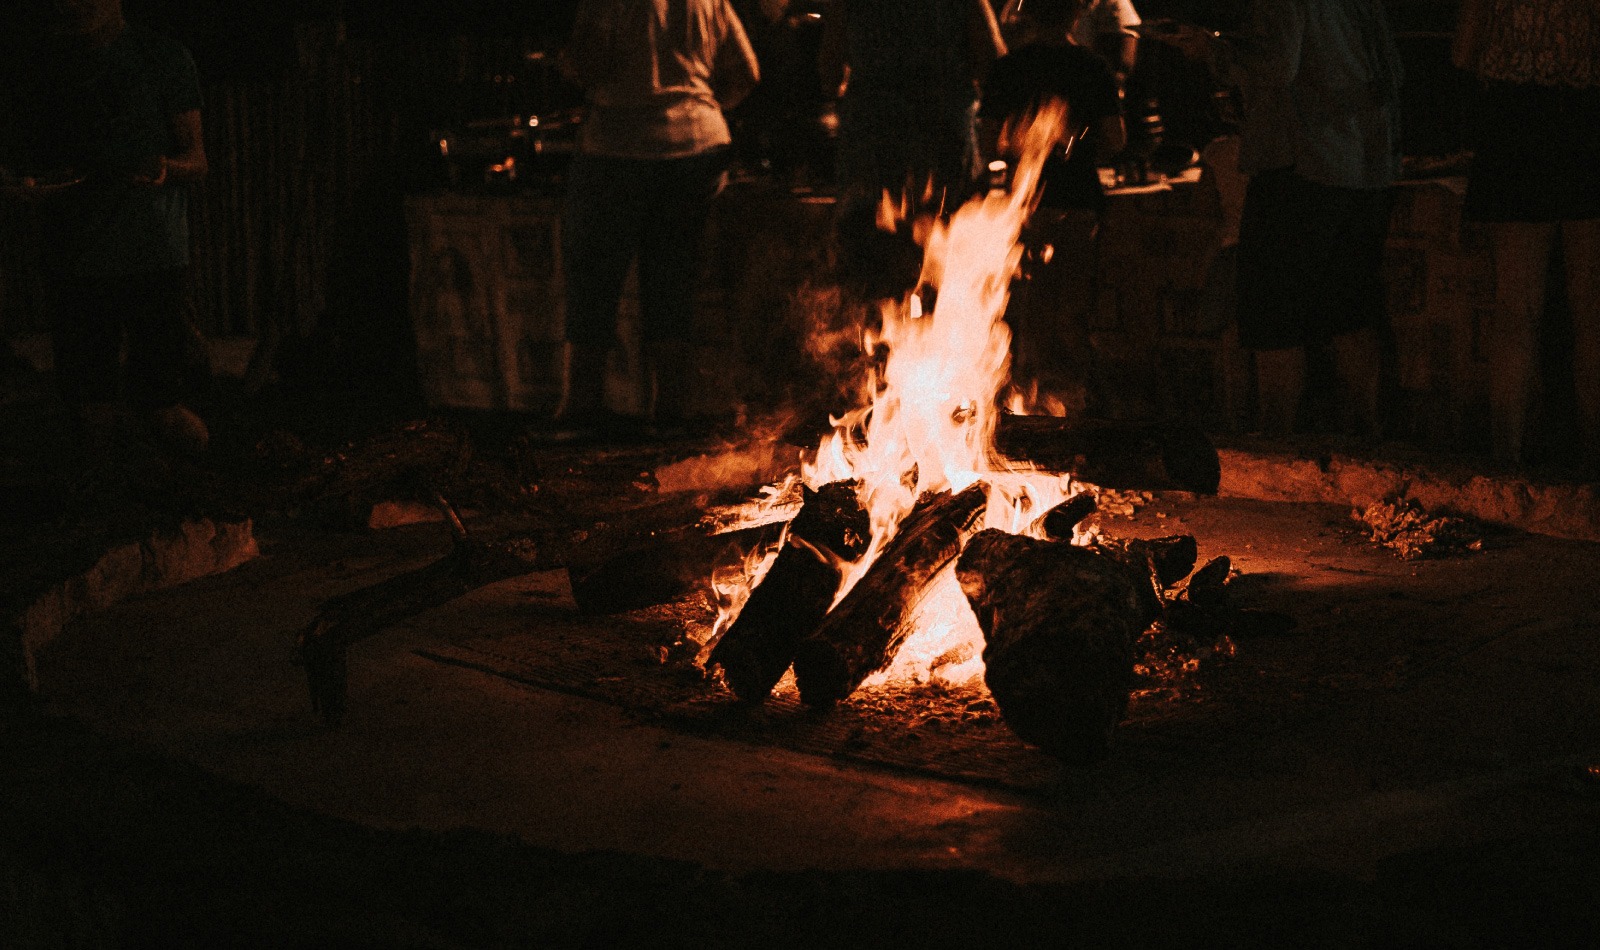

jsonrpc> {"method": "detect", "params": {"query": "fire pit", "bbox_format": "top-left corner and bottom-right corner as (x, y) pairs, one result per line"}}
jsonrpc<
(291, 101), (1246, 766)
(675, 103), (1239, 763)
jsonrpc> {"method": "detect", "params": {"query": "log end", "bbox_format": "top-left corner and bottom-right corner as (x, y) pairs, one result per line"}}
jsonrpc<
(958, 530), (1141, 765)
(984, 644), (1129, 766)
(1159, 422), (1222, 495)
(708, 639), (781, 705)
(791, 638), (851, 708)
(1039, 492), (1098, 541)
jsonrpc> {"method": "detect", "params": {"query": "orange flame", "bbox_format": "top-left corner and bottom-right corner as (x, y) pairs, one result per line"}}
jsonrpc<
(795, 100), (1079, 684)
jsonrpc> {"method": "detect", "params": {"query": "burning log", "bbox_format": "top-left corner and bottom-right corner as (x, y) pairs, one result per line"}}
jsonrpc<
(956, 529), (1163, 765)
(566, 494), (790, 615)
(298, 489), (787, 724)
(993, 415), (1222, 495)
(792, 483), (989, 706)
(707, 481), (870, 703)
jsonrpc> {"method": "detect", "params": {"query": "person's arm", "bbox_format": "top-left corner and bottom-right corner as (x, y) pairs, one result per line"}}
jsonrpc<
(965, 0), (1006, 81)
(1106, 33), (1138, 80)
(561, 0), (612, 88)
(1104, 0), (1140, 80)
(1451, 0), (1491, 73)
(714, 2), (762, 111)
(133, 108), (206, 187)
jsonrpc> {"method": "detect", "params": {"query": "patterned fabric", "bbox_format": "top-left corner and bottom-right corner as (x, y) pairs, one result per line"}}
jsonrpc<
(1469, 0), (1599, 89)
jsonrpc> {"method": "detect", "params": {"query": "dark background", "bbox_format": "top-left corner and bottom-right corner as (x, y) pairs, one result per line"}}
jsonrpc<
(1, 1), (1472, 411)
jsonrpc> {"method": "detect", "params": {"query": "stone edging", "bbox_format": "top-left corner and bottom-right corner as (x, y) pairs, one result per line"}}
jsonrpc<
(9, 519), (258, 693)
(1217, 448), (1600, 544)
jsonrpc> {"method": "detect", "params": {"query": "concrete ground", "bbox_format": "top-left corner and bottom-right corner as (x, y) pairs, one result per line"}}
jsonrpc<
(8, 464), (1600, 946)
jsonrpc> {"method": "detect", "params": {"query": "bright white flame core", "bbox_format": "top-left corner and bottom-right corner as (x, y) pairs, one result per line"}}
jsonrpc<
(796, 102), (1076, 686)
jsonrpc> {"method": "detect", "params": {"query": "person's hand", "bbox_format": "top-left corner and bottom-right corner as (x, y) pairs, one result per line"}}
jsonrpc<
(0, 167), (84, 201)
(129, 155), (168, 187)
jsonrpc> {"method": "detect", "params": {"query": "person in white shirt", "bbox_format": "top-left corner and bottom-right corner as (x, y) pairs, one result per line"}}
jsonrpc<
(556, 0), (760, 441)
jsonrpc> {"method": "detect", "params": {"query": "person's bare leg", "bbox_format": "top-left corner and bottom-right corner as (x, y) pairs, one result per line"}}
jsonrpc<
(1253, 347), (1305, 437)
(1562, 218), (1600, 473)
(1487, 221), (1556, 464)
(1331, 327), (1381, 438)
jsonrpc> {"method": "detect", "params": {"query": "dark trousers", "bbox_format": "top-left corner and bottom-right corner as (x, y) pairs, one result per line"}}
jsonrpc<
(1235, 168), (1393, 350)
(560, 149), (727, 348)
(47, 267), (191, 411)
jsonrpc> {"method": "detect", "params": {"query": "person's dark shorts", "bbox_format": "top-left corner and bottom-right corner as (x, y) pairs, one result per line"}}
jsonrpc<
(47, 267), (192, 411)
(1463, 80), (1600, 223)
(1235, 168), (1393, 351)
(560, 149), (729, 348)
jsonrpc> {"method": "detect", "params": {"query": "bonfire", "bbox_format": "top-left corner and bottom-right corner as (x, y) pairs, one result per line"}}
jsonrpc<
(701, 102), (1217, 763)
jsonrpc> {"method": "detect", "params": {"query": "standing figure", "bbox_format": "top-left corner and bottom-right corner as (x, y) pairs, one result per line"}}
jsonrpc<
(1, 0), (210, 459)
(819, 0), (1005, 299)
(1157, 0), (1403, 437)
(1454, 0), (1600, 469)
(1074, 0), (1140, 79)
(1000, 0), (1141, 82)
(980, 0), (1125, 406)
(557, 0), (760, 441)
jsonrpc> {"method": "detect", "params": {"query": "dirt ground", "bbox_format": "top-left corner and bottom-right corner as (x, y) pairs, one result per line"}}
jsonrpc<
(4, 367), (1600, 947)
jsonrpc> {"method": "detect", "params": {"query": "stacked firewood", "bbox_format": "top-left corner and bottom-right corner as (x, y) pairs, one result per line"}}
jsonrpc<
(704, 484), (1289, 766)
(294, 414), (1240, 741)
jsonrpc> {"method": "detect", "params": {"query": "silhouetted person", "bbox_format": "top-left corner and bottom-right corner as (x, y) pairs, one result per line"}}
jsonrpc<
(980, 0), (1125, 406)
(1, 0), (210, 459)
(555, 0), (760, 442)
(1157, 0), (1402, 438)
(818, 0), (1005, 299)
(1001, 0), (1140, 85)
(1454, 0), (1600, 470)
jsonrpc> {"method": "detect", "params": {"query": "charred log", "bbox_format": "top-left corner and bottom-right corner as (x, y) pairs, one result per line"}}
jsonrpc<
(708, 481), (870, 703)
(1091, 535), (1199, 589)
(957, 529), (1162, 765)
(1164, 554), (1295, 642)
(1182, 555), (1232, 607)
(297, 495), (543, 726)
(993, 415), (1221, 495)
(792, 483), (989, 706)
(1038, 491), (1098, 540)
(566, 494), (789, 616)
